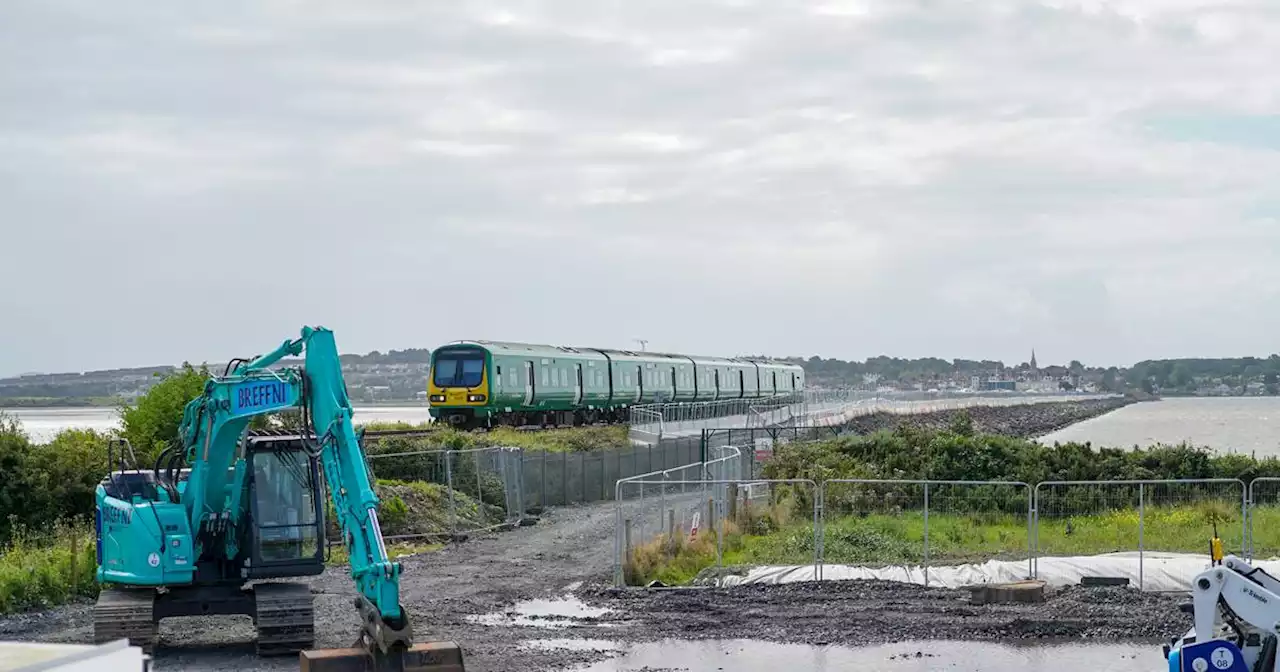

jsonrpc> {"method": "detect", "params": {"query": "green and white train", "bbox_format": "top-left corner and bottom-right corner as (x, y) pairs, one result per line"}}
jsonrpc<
(426, 340), (805, 429)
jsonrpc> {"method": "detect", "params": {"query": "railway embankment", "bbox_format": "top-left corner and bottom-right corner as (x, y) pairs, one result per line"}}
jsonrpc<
(837, 396), (1135, 440)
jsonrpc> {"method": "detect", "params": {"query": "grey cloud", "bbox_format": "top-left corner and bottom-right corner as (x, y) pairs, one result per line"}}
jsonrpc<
(4, 0), (1280, 375)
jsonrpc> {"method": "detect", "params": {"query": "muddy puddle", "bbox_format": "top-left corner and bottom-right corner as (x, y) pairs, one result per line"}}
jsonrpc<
(559, 639), (1164, 671)
(467, 596), (615, 629)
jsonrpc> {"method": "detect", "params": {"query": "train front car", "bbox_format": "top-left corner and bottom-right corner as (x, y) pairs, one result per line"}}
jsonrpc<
(427, 343), (494, 429)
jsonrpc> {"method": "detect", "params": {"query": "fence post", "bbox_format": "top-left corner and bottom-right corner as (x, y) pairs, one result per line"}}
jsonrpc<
(716, 495), (724, 568)
(660, 476), (668, 531)
(923, 482), (930, 588)
(446, 450), (458, 535)
(668, 509), (675, 540)
(1244, 480), (1251, 561)
(728, 483), (739, 523)
(814, 480), (823, 582)
(517, 449), (526, 519)
(707, 498), (714, 540)
(624, 518), (633, 571)
(475, 451), (483, 509)
(1138, 482), (1145, 591)
(1027, 485), (1035, 580)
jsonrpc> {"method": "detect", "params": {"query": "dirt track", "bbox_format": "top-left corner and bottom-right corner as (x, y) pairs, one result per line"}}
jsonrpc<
(0, 491), (1192, 672)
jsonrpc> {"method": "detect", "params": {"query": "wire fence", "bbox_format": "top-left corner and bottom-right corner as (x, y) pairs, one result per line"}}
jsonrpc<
(614, 476), (819, 588)
(1246, 478), (1280, 560)
(1032, 479), (1246, 589)
(612, 475), (1263, 590)
(612, 446), (752, 585)
(822, 479), (1031, 586)
(519, 436), (710, 509)
(364, 445), (527, 541)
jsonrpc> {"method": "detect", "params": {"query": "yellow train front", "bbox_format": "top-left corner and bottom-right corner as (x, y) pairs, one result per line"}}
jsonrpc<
(426, 343), (493, 429)
(427, 340), (805, 430)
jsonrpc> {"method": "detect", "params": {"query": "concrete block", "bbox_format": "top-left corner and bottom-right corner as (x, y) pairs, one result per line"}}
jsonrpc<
(968, 580), (1046, 606)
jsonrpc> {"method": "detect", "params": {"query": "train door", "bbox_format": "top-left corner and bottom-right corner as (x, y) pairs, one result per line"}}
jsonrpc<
(574, 364), (584, 405)
(713, 369), (721, 401)
(635, 365), (643, 403)
(669, 367), (677, 400)
(524, 362), (535, 405)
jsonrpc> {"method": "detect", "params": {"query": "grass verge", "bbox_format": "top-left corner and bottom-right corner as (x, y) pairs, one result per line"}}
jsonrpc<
(0, 521), (95, 614)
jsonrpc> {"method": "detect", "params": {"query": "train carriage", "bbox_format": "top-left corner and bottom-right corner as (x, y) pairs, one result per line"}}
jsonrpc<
(427, 340), (805, 429)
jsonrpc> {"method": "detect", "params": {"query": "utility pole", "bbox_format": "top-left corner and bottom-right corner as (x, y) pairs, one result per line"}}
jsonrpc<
(634, 338), (648, 352)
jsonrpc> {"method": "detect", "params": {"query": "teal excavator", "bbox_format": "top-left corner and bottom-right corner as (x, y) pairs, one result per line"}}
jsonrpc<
(92, 326), (464, 671)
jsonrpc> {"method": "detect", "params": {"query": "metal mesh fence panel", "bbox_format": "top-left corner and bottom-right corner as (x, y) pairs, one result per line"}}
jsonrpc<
(615, 476), (818, 588)
(365, 446), (526, 542)
(1033, 479), (1246, 589)
(819, 480), (1030, 586)
(1250, 478), (1280, 560)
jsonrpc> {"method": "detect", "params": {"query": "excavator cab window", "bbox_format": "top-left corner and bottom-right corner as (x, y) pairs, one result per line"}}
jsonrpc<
(246, 439), (325, 576)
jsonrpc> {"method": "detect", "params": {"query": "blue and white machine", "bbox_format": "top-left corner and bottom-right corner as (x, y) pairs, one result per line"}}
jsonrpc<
(1164, 550), (1280, 672)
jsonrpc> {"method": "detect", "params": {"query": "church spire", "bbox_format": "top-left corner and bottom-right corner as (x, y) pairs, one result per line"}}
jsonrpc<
(1030, 348), (1038, 371)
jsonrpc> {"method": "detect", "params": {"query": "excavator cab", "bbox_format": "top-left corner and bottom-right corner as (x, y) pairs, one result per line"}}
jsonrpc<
(244, 435), (326, 578)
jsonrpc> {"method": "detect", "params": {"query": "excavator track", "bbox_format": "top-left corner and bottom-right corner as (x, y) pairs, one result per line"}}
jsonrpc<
(94, 587), (158, 652)
(254, 582), (316, 656)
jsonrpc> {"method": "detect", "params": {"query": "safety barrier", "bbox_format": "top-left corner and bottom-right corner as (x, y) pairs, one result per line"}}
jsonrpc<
(518, 436), (704, 509)
(614, 476), (819, 588)
(611, 445), (748, 586)
(1032, 479), (1246, 589)
(613, 474), (1256, 591)
(364, 445), (526, 541)
(822, 479), (1032, 586)
(1247, 478), (1280, 560)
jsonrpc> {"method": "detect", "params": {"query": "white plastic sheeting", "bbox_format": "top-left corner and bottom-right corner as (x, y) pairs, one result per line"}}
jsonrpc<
(714, 552), (1280, 592)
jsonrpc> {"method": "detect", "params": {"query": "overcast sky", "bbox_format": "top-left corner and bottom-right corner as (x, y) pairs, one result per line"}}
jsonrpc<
(4, 0), (1280, 376)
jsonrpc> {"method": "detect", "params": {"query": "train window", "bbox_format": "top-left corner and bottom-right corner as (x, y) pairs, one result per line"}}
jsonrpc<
(509, 369), (517, 387)
(541, 367), (548, 386)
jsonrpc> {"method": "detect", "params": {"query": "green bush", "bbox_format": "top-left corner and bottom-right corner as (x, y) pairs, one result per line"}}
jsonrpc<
(762, 426), (1280, 487)
(118, 363), (210, 465)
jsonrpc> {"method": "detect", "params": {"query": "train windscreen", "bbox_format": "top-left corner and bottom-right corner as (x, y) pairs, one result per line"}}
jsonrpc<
(433, 352), (485, 387)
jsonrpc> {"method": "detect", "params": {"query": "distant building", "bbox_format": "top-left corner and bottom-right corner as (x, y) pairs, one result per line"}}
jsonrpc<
(978, 378), (1017, 391)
